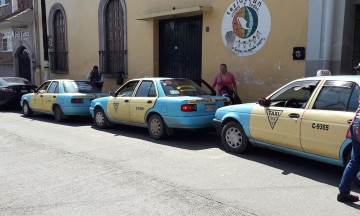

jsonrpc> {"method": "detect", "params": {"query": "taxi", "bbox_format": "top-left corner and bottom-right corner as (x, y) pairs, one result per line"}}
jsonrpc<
(89, 77), (231, 139)
(213, 71), (360, 183)
(21, 80), (107, 121)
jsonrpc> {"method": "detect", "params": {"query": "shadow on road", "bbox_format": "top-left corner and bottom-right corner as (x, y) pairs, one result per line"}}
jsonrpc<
(3, 106), (359, 195)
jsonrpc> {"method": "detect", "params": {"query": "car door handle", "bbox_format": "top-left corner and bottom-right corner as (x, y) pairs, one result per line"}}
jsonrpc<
(40, 95), (43, 97)
(147, 100), (153, 104)
(288, 113), (300, 118)
(347, 119), (353, 124)
(124, 100), (129, 103)
(53, 96), (56, 98)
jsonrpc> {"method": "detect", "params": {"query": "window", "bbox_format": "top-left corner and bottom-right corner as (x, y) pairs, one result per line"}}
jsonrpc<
(269, 80), (319, 108)
(116, 81), (139, 97)
(48, 81), (59, 94)
(2, 32), (13, 51)
(313, 81), (355, 111)
(0, 0), (10, 6)
(53, 10), (67, 70)
(49, 4), (68, 72)
(99, 0), (127, 76)
(63, 81), (101, 93)
(37, 81), (51, 93)
(135, 81), (156, 97)
(160, 79), (209, 96)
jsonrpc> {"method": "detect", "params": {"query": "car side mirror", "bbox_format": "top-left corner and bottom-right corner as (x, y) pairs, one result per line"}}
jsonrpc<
(109, 91), (115, 97)
(258, 98), (270, 107)
(38, 90), (46, 94)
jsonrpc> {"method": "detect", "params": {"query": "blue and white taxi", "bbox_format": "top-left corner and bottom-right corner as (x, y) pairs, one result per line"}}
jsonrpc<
(21, 80), (107, 121)
(213, 71), (360, 183)
(90, 77), (230, 139)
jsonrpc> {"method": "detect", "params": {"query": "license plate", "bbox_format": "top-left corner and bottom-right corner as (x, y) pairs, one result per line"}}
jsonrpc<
(205, 104), (216, 112)
(21, 90), (28, 93)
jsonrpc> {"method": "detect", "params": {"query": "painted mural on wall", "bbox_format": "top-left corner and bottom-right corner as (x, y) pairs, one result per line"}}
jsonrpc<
(221, 0), (271, 56)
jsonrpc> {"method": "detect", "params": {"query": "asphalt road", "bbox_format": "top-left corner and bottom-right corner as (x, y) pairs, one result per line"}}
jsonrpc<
(0, 108), (359, 216)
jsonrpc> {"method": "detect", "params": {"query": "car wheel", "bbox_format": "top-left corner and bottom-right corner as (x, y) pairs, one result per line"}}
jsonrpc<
(94, 108), (110, 129)
(22, 101), (33, 117)
(221, 121), (249, 153)
(345, 150), (360, 187)
(148, 114), (167, 140)
(53, 105), (67, 122)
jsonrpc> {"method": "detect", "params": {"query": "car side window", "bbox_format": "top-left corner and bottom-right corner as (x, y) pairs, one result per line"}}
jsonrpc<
(269, 80), (319, 108)
(346, 84), (360, 112)
(47, 81), (59, 93)
(37, 81), (51, 92)
(135, 81), (156, 97)
(117, 81), (139, 97)
(313, 81), (353, 111)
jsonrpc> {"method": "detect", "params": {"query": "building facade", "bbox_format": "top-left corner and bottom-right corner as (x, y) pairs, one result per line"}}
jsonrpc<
(0, 0), (35, 82)
(28, 0), (360, 102)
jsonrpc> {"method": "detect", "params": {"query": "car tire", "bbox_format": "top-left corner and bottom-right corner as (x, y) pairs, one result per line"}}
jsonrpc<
(148, 114), (167, 140)
(53, 105), (67, 122)
(345, 149), (360, 187)
(22, 101), (33, 117)
(94, 108), (110, 129)
(221, 121), (249, 153)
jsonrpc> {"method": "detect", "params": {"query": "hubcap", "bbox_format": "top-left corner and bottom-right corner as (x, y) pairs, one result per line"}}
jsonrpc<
(23, 104), (28, 113)
(150, 118), (161, 135)
(225, 127), (242, 148)
(95, 112), (104, 126)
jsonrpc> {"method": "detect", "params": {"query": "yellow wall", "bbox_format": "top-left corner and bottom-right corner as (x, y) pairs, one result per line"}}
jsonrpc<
(37, 0), (308, 102)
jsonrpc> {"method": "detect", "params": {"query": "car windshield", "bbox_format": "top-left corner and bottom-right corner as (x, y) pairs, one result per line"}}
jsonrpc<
(160, 79), (209, 96)
(1, 77), (30, 85)
(63, 81), (101, 93)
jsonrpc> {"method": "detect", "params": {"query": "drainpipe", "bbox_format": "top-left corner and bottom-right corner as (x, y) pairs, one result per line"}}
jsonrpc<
(40, 0), (49, 80)
(320, 0), (335, 70)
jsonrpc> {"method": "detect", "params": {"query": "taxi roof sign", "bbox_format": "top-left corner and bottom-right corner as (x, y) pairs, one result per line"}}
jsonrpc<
(316, 69), (331, 77)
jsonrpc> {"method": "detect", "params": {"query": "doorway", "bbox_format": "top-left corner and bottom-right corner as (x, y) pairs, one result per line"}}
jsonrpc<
(18, 47), (31, 81)
(159, 16), (203, 79)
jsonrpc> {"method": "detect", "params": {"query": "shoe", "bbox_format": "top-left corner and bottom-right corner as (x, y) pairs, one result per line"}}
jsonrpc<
(337, 193), (359, 202)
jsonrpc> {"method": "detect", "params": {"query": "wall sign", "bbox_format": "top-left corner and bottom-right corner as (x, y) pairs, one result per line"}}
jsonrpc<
(221, 0), (271, 56)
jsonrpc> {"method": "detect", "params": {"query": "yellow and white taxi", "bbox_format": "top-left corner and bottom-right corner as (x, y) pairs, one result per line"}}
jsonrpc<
(213, 71), (360, 183)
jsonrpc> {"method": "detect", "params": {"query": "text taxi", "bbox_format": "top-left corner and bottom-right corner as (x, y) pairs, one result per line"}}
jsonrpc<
(21, 80), (107, 121)
(213, 73), (360, 183)
(90, 77), (230, 139)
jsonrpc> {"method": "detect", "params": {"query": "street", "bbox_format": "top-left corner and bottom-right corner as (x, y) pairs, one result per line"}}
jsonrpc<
(0, 109), (359, 216)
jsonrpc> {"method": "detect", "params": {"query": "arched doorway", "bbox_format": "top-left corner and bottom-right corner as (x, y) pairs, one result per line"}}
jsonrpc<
(18, 47), (31, 81)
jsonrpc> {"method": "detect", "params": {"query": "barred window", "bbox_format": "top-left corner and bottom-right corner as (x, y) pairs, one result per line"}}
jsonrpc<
(2, 35), (12, 51)
(53, 10), (67, 71)
(105, 0), (125, 75)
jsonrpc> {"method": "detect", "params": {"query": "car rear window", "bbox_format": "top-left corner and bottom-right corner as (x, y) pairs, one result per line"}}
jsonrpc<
(1, 77), (30, 85)
(160, 79), (209, 96)
(63, 81), (101, 93)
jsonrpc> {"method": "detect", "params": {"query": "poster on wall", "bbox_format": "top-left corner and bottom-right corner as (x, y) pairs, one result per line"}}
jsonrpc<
(221, 0), (271, 56)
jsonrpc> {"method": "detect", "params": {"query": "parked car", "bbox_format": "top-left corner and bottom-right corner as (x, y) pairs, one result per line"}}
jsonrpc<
(213, 72), (360, 184)
(0, 77), (37, 108)
(90, 77), (231, 139)
(21, 79), (108, 121)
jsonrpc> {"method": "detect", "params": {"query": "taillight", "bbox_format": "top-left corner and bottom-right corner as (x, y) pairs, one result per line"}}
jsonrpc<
(181, 104), (197, 112)
(0, 87), (15, 93)
(224, 101), (232, 106)
(71, 98), (84, 104)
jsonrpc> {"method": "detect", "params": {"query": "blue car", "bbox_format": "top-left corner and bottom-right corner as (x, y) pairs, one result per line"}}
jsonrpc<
(21, 79), (107, 121)
(90, 77), (231, 139)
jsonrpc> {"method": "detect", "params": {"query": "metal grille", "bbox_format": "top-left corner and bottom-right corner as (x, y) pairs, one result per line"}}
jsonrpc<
(52, 10), (67, 71)
(159, 16), (202, 79)
(105, 0), (125, 75)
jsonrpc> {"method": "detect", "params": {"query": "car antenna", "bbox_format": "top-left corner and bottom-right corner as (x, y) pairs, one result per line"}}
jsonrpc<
(135, 65), (152, 78)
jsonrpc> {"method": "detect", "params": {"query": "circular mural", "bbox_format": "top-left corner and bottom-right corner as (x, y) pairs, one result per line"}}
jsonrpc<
(222, 0), (271, 56)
